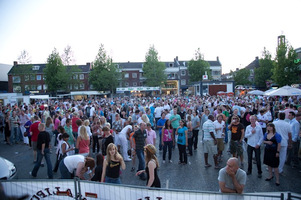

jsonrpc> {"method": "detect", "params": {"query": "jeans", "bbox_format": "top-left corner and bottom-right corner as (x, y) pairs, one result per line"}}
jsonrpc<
(247, 145), (262, 174)
(286, 140), (300, 166)
(59, 159), (72, 179)
(188, 137), (193, 155)
(159, 132), (162, 150)
(10, 127), (19, 144)
(192, 130), (199, 149)
(224, 125), (229, 143)
(105, 176), (121, 184)
(136, 149), (146, 179)
(163, 141), (173, 161)
(32, 148), (53, 179)
(92, 135), (100, 153)
(178, 143), (187, 164)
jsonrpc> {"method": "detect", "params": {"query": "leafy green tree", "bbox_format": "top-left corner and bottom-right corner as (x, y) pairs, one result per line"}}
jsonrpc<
(187, 48), (211, 82)
(232, 68), (251, 86)
(254, 48), (274, 89)
(89, 44), (119, 93)
(142, 45), (167, 87)
(273, 40), (299, 86)
(61, 45), (75, 65)
(17, 50), (31, 64)
(44, 48), (70, 96)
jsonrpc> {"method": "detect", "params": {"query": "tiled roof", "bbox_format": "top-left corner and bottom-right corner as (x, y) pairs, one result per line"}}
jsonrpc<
(8, 63), (90, 75)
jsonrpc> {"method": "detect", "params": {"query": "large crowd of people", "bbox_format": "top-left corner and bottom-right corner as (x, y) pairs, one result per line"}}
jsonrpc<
(0, 94), (300, 192)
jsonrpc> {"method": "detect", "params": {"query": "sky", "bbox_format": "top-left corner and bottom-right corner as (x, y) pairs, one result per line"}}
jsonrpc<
(0, 0), (300, 73)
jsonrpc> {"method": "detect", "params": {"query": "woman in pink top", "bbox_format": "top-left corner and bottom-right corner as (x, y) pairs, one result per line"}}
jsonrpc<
(53, 114), (61, 146)
(161, 119), (174, 163)
(76, 126), (90, 157)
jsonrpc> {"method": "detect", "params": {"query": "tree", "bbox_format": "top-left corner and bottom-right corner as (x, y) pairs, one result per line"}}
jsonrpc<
(254, 48), (274, 89)
(61, 45), (76, 65)
(17, 50), (32, 64)
(273, 40), (299, 87)
(187, 48), (211, 82)
(232, 68), (251, 86)
(44, 48), (69, 96)
(89, 44), (119, 93)
(142, 45), (167, 87)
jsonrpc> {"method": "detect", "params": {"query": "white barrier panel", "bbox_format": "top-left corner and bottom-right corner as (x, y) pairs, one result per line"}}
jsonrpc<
(2, 180), (283, 200)
(2, 180), (76, 200)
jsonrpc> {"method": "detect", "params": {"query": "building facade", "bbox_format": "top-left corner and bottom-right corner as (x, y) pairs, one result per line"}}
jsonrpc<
(8, 62), (91, 94)
(8, 56), (222, 95)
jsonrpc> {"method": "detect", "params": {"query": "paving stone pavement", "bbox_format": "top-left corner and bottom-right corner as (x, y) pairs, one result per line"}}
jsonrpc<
(0, 132), (300, 194)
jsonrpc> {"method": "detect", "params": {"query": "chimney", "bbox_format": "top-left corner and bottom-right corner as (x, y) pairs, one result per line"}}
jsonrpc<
(217, 56), (219, 62)
(13, 61), (18, 66)
(255, 56), (259, 60)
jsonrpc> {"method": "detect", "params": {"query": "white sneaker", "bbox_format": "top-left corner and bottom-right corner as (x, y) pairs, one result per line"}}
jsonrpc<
(124, 158), (132, 162)
(169, 160), (173, 163)
(163, 160), (166, 164)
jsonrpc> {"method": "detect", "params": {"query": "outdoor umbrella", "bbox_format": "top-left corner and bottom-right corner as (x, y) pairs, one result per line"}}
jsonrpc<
(265, 85), (301, 96)
(248, 90), (264, 95)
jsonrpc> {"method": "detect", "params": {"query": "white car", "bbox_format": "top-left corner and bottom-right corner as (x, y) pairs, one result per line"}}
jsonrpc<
(0, 157), (17, 180)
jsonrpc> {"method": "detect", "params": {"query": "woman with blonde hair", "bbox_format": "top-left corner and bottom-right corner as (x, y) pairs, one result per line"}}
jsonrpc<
(138, 114), (149, 124)
(101, 143), (125, 184)
(45, 117), (54, 141)
(76, 126), (90, 157)
(136, 144), (161, 188)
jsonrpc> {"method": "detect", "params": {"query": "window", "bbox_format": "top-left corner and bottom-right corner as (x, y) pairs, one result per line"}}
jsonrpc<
(90, 85), (94, 90)
(13, 85), (21, 93)
(24, 75), (29, 81)
(30, 75), (35, 81)
(79, 74), (84, 80)
(31, 85), (36, 90)
(79, 83), (84, 89)
(133, 82), (137, 86)
(12, 76), (21, 83)
(74, 84), (78, 90)
(181, 79), (186, 85)
(43, 84), (48, 90)
(132, 73), (137, 78)
(73, 74), (78, 79)
(213, 71), (220, 75)
(42, 75), (46, 80)
(37, 85), (42, 90)
(181, 70), (186, 76)
(24, 85), (30, 91)
(36, 75), (41, 80)
(124, 73), (129, 78)
(69, 84), (72, 90)
(125, 82), (129, 86)
(32, 66), (40, 70)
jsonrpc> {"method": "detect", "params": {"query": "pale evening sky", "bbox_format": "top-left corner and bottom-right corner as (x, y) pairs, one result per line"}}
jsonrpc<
(0, 0), (300, 73)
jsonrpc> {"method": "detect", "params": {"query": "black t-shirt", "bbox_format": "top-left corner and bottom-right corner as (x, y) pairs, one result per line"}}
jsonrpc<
(102, 135), (114, 156)
(230, 123), (244, 141)
(37, 131), (50, 150)
(106, 160), (120, 178)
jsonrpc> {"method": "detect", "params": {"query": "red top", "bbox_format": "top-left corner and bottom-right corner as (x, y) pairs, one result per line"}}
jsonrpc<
(72, 117), (80, 132)
(78, 137), (90, 154)
(30, 121), (41, 142)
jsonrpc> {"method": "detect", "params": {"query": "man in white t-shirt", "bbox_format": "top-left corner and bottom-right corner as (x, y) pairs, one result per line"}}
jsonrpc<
(203, 115), (219, 168)
(214, 114), (225, 162)
(273, 112), (292, 174)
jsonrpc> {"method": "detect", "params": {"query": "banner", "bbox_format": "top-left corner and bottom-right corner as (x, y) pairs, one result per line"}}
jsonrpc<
(1, 180), (284, 200)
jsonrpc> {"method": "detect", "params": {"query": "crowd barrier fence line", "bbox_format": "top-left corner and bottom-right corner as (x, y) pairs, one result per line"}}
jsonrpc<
(1, 178), (299, 200)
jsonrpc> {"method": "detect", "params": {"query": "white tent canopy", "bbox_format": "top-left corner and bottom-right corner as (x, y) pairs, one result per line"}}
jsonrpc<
(265, 86), (301, 96)
(248, 90), (264, 95)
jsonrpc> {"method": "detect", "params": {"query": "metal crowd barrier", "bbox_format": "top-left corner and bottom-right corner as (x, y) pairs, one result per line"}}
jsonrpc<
(1, 179), (297, 200)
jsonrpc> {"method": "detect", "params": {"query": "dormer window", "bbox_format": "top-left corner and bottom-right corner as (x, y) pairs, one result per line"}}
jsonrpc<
(32, 65), (40, 70)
